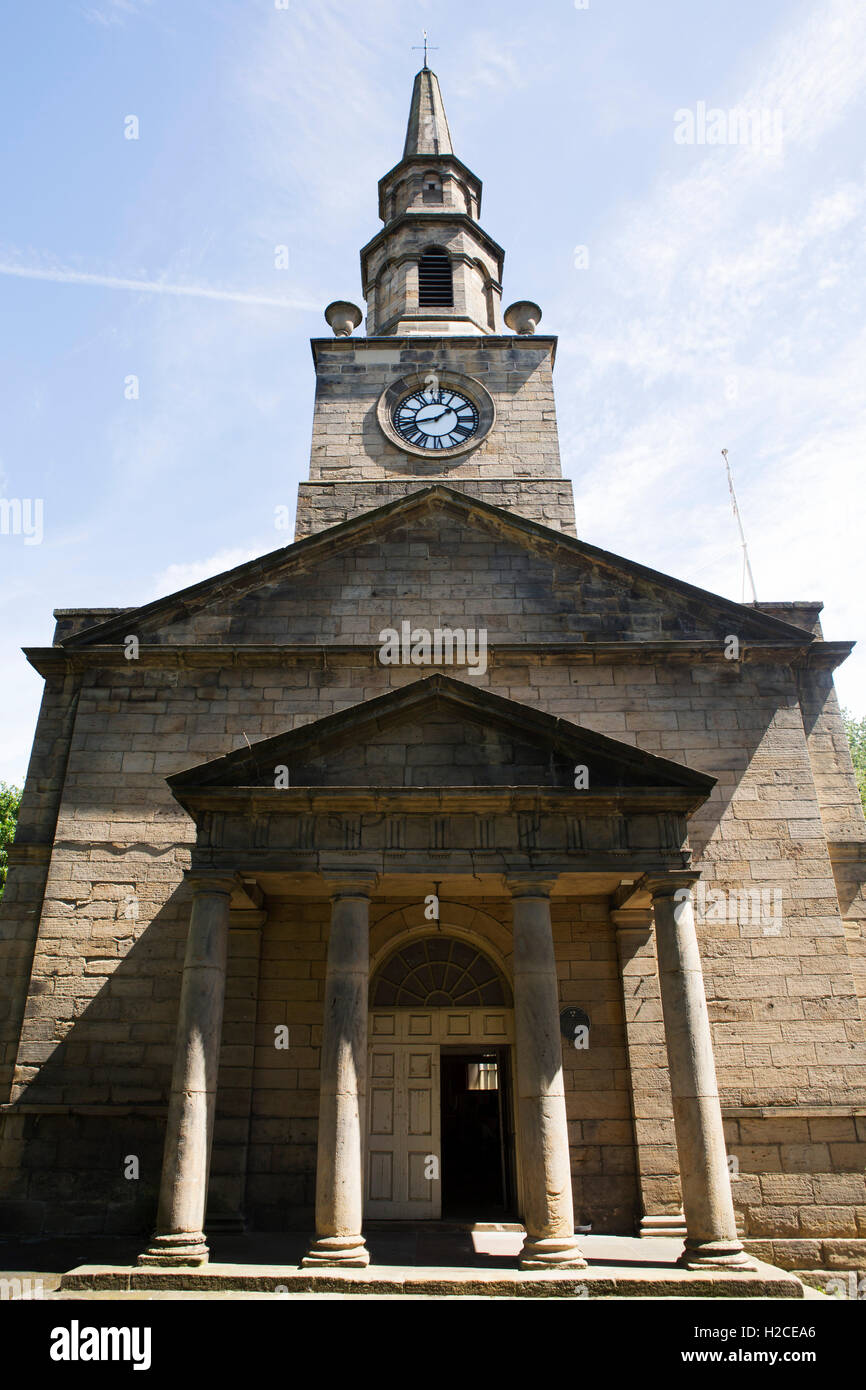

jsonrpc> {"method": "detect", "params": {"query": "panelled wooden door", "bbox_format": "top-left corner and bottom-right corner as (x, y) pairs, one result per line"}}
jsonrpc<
(366, 1043), (441, 1219)
(365, 1009), (513, 1220)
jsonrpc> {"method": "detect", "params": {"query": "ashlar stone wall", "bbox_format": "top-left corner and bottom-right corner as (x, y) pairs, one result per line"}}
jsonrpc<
(1, 503), (864, 1244)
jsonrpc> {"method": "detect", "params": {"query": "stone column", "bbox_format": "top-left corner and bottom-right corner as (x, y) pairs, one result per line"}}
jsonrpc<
(650, 877), (754, 1269)
(508, 876), (586, 1270)
(611, 908), (684, 1238)
(139, 870), (237, 1266)
(302, 873), (377, 1268)
(206, 909), (266, 1234)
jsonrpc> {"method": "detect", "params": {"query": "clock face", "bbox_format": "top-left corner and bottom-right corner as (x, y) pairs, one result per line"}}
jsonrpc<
(393, 388), (479, 451)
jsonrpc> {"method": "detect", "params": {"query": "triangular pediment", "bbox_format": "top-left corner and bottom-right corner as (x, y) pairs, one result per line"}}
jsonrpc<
(60, 487), (814, 652)
(168, 673), (715, 801)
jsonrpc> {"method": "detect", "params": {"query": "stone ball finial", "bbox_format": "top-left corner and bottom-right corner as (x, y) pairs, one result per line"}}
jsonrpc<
(324, 301), (363, 337)
(504, 300), (543, 335)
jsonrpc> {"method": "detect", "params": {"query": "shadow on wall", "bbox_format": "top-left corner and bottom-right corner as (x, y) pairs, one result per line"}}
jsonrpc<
(0, 881), (275, 1238)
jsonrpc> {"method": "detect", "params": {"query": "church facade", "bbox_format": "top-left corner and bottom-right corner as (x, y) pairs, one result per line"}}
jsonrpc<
(1, 67), (865, 1279)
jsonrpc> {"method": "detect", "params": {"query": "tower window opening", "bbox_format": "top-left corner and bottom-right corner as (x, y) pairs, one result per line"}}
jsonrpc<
(418, 247), (453, 306)
(422, 175), (443, 204)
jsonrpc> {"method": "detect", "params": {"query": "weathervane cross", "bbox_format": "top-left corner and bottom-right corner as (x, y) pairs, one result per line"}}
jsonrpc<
(412, 30), (438, 68)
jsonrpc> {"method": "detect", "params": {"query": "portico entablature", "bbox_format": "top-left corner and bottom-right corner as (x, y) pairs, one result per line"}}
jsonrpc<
(177, 786), (698, 885)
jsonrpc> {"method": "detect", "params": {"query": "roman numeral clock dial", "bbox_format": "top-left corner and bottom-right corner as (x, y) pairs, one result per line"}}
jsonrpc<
(393, 389), (479, 451)
(377, 373), (494, 460)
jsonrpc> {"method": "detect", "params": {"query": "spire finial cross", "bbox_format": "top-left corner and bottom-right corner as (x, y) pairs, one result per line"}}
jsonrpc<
(412, 30), (438, 68)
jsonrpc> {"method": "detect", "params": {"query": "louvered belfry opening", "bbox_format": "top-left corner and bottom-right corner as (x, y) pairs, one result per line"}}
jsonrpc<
(418, 247), (453, 306)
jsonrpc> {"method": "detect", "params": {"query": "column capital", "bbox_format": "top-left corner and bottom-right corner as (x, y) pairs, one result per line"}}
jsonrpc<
(322, 870), (379, 900)
(506, 873), (558, 899)
(610, 907), (655, 933)
(183, 869), (240, 897)
(642, 871), (701, 901)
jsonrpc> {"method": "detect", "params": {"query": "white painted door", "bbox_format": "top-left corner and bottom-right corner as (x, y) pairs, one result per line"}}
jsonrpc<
(366, 1043), (441, 1219)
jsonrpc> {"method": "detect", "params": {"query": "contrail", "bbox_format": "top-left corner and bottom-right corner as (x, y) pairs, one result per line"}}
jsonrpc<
(0, 262), (319, 310)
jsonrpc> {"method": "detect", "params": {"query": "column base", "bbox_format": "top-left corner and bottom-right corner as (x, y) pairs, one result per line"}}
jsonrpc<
(137, 1232), (210, 1267)
(301, 1234), (370, 1268)
(678, 1238), (757, 1271)
(639, 1212), (687, 1238)
(519, 1235), (588, 1270)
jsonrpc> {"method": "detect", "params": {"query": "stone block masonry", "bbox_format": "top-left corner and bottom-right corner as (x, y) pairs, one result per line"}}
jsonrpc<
(296, 478), (577, 538)
(1, 629), (864, 1239)
(296, 336), (576, 538)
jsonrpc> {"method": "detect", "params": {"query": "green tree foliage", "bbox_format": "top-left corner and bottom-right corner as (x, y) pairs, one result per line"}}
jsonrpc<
(0, 782), (22, 898)
(841, 710), (866, 814)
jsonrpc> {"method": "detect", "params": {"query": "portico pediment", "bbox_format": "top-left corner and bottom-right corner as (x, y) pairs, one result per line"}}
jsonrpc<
(169, 676), (713, 879)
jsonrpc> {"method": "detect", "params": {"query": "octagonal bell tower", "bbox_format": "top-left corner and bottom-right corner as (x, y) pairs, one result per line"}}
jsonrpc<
(361, 66), (504, 336)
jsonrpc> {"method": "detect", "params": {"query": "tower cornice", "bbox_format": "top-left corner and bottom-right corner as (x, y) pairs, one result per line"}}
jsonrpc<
(309, 334), (558, 366)
(360, 212), (504, 276)
(377, 153), (482, 223)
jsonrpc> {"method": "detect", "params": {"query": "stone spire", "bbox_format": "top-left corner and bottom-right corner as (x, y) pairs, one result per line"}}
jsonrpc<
(360, 68), (504, 336)
(403, 67), (454, 158)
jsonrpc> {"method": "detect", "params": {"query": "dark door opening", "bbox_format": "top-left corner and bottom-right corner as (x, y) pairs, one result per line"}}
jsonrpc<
(440, 1048), (514, 1219)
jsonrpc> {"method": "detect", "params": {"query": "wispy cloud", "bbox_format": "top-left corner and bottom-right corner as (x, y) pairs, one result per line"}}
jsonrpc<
(150, 547), (264, 598)
(0, 260), (318, 310)
(81, 0), (150, 26)
(551, 0), (866, 708)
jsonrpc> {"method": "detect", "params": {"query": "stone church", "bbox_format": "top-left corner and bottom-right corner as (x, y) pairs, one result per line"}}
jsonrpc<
(1, 66), (864, 1282)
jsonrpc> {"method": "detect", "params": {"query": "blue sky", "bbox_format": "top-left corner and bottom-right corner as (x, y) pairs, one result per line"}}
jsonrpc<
(1, 0), (865, 783)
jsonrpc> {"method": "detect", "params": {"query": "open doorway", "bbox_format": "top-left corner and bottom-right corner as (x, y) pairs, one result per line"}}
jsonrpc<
(440, 1047), (514, 1220)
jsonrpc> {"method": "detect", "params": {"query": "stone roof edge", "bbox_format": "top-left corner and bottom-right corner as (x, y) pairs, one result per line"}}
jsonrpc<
(52, 608), (134, 617)
(309, 334), (557, 364)
(53, 484), (830, 650)
(23, 639), (850, 680)
(174, 785), (709, 816)
(359, 211), (505, 268)
(749, 601), (824, 612)
(377, 152), (481, 195)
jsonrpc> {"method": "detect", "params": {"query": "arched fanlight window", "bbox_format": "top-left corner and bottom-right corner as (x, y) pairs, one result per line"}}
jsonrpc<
(418, 247), (453, 307)
(370, 936), (510, 1007)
